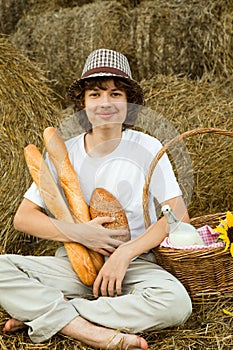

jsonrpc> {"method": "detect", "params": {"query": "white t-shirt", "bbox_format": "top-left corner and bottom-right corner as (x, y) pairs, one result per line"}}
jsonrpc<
(24, 129), (182, 239)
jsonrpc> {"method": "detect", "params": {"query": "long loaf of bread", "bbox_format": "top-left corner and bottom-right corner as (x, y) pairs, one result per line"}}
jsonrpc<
(43, 127), (104, 272)
(24, 144), (97, 286)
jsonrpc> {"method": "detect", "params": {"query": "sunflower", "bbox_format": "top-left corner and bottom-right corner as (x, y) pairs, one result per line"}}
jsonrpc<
(213, 211), (233, 257)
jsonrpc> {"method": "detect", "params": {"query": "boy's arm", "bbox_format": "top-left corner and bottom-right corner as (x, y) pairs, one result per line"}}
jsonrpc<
(93, 195), (189, 297)
(121, 195), (190, 258)
(14, 198), (128, 255)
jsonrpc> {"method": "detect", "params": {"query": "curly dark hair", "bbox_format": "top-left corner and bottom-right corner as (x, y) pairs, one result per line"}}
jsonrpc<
(68, 77), (145, 132)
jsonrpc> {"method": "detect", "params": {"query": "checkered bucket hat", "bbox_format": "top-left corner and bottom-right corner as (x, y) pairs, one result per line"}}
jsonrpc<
(81, 48), (133, 79)
(68, 49), (143, 103)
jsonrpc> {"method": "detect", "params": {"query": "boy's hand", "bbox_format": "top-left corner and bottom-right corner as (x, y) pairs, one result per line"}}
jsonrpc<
(93, 246), (131, 297)
(51, 216), (129, 256)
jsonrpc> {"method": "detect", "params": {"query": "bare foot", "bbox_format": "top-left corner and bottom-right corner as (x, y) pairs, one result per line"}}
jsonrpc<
(3, 318), (26, 333)
(61, 316), (148, 349)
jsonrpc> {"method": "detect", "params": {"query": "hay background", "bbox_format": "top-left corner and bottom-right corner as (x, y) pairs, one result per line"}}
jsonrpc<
(0, 0), (233, 349)
(5, 0), (232, 97)
(0, 38), (62, 255)
(140, 75), (233, 217)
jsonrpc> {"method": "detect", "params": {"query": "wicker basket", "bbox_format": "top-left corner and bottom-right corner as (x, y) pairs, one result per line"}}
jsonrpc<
(143, 127), (233, 300)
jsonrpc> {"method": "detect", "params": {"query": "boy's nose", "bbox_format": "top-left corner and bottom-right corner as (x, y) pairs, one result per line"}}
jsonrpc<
(99, 92), (111, 105)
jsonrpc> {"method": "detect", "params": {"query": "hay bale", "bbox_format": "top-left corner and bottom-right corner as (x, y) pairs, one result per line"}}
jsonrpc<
(10, 0), (233, 98)
(129, 0), (233, 80)
(140, 75), (233, 217)
(0, 0), (95, 34)
(11, 1), (133, 98)
(0, 0), (31, 34)
(0, 37), (61, 254)
(0, 0), (139, 35)
(26, 0), (95, 15)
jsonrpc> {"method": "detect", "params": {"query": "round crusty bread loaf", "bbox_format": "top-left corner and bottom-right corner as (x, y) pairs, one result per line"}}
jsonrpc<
(90, 187), (130, 242)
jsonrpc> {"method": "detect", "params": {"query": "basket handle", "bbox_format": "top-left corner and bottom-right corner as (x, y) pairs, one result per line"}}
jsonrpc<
(143, 127), (233, 228)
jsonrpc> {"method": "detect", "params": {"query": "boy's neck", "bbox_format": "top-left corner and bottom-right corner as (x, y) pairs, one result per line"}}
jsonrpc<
(85, 126), (123, 157)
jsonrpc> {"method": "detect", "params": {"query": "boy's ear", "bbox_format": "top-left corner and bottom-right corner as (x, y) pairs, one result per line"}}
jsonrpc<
(80, 100), (85, 109)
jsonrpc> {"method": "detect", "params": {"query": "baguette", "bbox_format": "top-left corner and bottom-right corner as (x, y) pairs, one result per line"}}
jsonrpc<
(43, 127), (104, 272)
(90, 188), (130, 242)
(43, 127), (90, 223)
(24, 144), (97, 286)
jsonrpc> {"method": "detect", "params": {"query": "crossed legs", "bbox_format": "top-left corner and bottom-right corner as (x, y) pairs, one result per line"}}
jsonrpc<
(1, 253), (191, 348)
(4, 317), (148, 349)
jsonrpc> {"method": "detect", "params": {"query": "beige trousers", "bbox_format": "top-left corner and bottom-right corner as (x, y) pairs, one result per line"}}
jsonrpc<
(0, 248), (192, 343)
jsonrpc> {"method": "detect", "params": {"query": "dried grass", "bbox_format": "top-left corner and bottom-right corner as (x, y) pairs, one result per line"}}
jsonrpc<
(0, 37), (61, 254)
(129, 0), (233, 80)
(10, 1), (133, 98)
(0, 0), (29, 34)
(9, 0), (233, 98)
(0, 0), (141, 35)
(0, 0), (96, 34)
(140, 74), (233, 217)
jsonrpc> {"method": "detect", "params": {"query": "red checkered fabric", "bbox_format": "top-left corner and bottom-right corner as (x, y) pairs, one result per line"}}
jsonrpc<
(81, 49), (132, 80)
(160, 225), (225, 250)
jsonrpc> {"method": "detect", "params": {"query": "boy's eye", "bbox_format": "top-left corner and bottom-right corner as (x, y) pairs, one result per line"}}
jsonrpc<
(89, 92), (99, 97)
(86, 89), (125, 98)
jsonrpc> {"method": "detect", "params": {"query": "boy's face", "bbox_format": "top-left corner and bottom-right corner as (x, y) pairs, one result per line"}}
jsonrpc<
(84, 79), (127, 129)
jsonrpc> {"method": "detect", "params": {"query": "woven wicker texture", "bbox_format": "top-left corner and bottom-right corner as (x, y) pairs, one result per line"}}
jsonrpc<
(142, 128), (233, 300)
